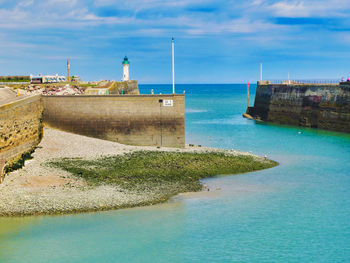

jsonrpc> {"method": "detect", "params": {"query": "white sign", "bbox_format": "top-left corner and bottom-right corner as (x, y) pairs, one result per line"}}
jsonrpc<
(163, 100), (173, 107)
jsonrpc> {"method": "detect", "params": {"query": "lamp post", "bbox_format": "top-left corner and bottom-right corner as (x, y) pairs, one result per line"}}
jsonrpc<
(67, 59), (70, 82)
(247, 82), (250, 108)
(159, 99), (163, 146)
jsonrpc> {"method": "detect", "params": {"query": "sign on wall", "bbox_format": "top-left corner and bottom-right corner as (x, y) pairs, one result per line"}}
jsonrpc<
(163, 100), (174, 107)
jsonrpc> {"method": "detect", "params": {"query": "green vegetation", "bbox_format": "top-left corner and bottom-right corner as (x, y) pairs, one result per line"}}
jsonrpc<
(0, 76), (30, 83)
(5, 129), (42, 174)
(76, 83), (98, 88)
(5, 149), (35, 174)
(48, 151), (278, 199)
(108, 82), (123, 93)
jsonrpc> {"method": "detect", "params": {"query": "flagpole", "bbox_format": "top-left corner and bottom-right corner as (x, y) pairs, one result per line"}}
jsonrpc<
(260, 60), (262, 81)
(67, 58), (70, 82)
(172, 37), (175, 94)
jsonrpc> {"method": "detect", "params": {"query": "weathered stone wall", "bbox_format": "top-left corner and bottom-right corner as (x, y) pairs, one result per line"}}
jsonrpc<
(85, 80), (139, 95)
(247, 83), (350, 133)
(0, 95), (43, 181)
(108, 80), (139, 95)
(42, 95), (185, 147)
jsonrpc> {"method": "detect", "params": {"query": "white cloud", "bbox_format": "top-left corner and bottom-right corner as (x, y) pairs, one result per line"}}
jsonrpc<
(250, 0), (264, 6)
(269, 0), (350, 18)
(17, 0), (34, 7)
(186, 17), (280, 35)
(94, 0), (211, 8)
(0, 0), (349, 38)
(270, 1), (309, 17)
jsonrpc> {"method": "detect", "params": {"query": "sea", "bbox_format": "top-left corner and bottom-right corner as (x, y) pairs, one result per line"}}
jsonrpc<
(1, 84), (350, 262)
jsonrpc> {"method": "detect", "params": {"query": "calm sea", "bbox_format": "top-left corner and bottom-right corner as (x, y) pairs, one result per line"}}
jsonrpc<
(1, 84), (350, 262)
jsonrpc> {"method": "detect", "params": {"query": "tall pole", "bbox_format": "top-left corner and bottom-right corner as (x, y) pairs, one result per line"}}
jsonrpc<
(247, 82), (250, 108)
(172, 37), (175, 94)
(67, 59), (70, 82)
(260, 60), (262, 81)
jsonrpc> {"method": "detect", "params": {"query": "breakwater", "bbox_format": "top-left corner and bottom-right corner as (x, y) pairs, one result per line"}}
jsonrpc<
(42, 94), (185, 148)
(0, 95), (43, 182)
(85, 80), (139, 95)
(109, 80), (139, 95)
(1, 89), (185, 182)
(246, 81), (350, 133)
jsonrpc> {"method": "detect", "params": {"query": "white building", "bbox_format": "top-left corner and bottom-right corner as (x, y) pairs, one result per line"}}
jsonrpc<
(30, 74), (66, 84)
(122, 56), (130, 81)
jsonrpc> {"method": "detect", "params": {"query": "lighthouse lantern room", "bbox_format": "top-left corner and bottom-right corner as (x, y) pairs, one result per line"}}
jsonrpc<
(122, 56), (130, 81)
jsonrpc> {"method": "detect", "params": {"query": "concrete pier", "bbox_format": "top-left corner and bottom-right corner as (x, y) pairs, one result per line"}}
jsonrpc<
(246, 81), (350, 133)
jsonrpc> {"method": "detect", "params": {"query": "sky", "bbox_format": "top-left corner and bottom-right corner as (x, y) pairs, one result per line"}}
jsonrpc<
(1, 0), (350, 83)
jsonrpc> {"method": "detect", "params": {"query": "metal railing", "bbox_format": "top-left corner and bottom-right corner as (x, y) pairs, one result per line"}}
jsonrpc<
(259, 79), (341, 85)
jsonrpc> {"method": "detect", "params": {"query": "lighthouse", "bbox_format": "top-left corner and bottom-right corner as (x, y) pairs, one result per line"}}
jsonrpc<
(122, 56), (130, 81)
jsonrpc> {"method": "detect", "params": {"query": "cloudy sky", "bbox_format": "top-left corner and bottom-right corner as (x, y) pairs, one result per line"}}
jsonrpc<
(0, 0), (350, 83)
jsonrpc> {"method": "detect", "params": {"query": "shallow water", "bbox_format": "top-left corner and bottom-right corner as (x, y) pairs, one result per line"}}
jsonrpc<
(1, 84), (350, 262)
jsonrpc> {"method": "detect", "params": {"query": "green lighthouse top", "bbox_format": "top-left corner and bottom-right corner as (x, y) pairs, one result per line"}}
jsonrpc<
(122, 56), (129, 65)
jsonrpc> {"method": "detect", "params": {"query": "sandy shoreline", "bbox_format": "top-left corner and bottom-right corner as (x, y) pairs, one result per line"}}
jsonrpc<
(0, 128), (267, 217)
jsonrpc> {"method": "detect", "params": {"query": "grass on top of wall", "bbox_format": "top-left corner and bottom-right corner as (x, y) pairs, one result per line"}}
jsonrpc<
(48, 151), (277, 199)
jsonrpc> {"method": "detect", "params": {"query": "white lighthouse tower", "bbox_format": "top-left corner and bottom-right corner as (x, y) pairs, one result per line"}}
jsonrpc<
(122, 56), (130, 81)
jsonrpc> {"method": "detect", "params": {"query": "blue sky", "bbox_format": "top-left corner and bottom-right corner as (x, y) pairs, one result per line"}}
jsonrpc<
(1, 0), (350, 83)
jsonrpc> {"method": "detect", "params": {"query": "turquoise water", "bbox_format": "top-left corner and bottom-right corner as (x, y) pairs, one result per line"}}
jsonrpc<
(1, 84), (350, 262)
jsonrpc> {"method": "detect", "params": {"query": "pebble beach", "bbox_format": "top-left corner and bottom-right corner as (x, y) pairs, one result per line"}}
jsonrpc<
(0, 128), (266, 217)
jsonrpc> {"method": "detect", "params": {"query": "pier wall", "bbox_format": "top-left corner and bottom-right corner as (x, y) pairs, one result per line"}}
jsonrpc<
(0, 95), (43, 181)
(247, 82), (350, 133)
(85, 80), (139, 95)
(108, 80), (139, 95)
(42, 95), (185, 148)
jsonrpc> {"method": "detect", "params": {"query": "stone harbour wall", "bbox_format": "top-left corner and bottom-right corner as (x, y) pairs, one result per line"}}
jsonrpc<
(42, 94), (185, 148)
(108, 80), (139, 95)
(85, 80), (139, 95)
(0, 93), (185, 183)
(0, 95), (43, 181)
(247, 82), (350, 133)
